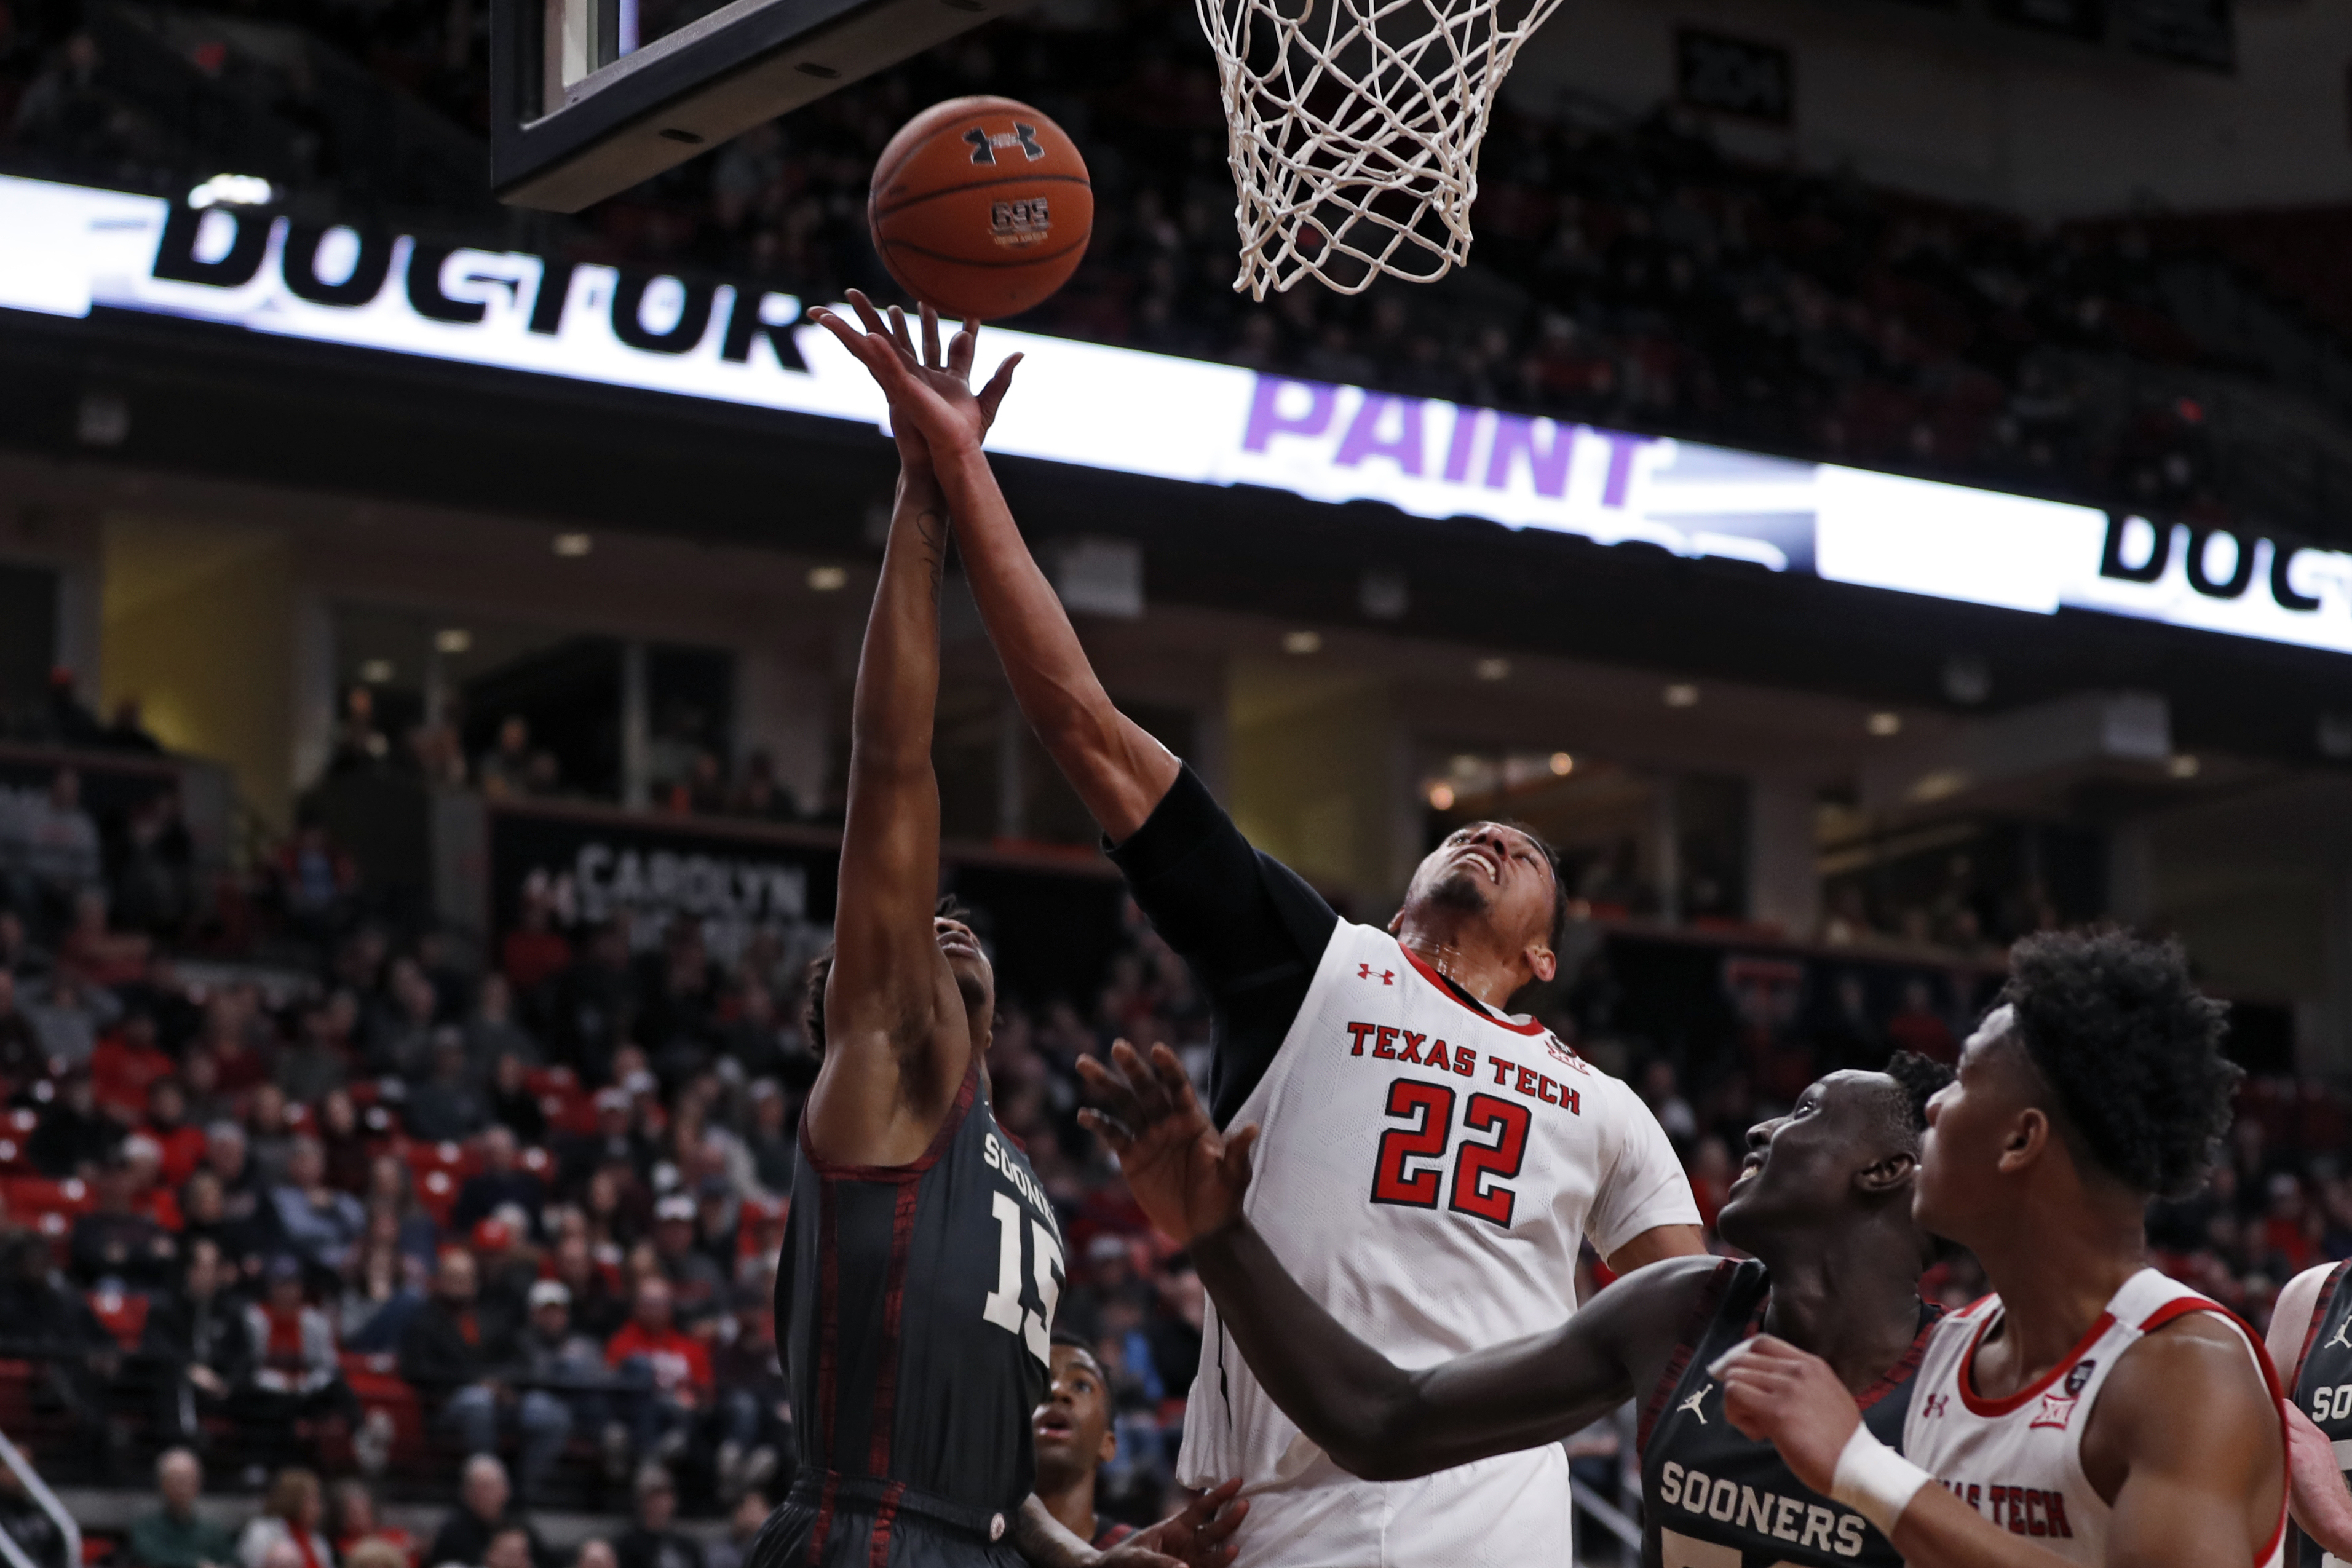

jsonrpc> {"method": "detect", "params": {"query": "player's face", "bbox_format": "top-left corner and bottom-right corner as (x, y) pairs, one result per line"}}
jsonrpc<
(1403, 823), (1556, 951)
(1914, 1007), (2033, 1246)
(1717, 1071), (1895, 1246)
(935, 916), (996, 1035)
(1032, 1344), (1115, 1487)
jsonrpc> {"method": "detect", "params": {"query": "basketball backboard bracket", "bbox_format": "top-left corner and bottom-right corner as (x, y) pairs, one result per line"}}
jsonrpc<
(491, 0), (1012, 212)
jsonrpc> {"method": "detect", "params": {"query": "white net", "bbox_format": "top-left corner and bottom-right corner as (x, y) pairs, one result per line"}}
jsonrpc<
(1198, 0), (1564, 297)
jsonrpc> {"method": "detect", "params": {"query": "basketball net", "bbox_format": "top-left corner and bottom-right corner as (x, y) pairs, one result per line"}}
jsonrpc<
(1198, 0), (1562, 296)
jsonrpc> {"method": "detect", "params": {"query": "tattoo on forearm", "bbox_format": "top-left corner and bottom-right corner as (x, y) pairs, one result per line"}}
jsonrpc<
(916, 508), (948, 592)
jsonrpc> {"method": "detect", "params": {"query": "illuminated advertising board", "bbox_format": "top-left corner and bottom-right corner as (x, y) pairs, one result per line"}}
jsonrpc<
(4, 173), (2347, 654)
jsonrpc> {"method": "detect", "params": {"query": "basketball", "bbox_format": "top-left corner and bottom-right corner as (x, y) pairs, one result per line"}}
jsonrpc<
(867, 96), (1093, 322)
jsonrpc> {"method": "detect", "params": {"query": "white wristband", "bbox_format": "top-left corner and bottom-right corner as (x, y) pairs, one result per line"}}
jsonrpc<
(1829, 1423), (1931, 1537)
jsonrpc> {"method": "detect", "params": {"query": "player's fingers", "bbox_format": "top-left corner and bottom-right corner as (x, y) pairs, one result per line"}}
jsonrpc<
(949, 319), (978, 378)
(1112, 1039), (1175, 1121)
(1191, 1485), (1247, 1545)
(1075, 1051), (1141, 1106)
(1075, 1105), (1135, 1151)
(919, 302), (942, 369)
(844, 290), (887, 336)
(976, 353), (1021, 423)
(1222, 1123), (1263, 1185)
(1146, 1041), (1197, 1107)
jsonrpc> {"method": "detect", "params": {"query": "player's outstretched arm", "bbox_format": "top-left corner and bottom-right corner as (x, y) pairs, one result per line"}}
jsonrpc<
(1721, 1321), (2284, 1568)
(809, 293), (1179, 841)
(1079, 1040), (1716, 1480)
(801, 304), (978, 1167)
(1010, 1480), (1246, 1568)
(2267, 1264), (2352, 1558)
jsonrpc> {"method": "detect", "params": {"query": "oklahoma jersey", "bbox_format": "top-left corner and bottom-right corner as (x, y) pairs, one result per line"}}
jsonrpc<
(1176, 921), (1698, 1565)
(2284, 1261), (2352, 1568)
(1901, 1269), (2287, 1567)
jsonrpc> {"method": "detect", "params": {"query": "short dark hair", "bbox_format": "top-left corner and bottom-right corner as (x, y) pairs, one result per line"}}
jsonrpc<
(802, 895), (980, 1058)
(1483, 818), (1570, 956)
(1048, 1328), (1103, 1371)
(1999, 929), (2238, 1200)
(1878, 1050), (1955, 1155)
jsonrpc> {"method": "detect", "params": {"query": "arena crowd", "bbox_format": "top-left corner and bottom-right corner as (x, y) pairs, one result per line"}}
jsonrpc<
(0, 725), (2337, 1568)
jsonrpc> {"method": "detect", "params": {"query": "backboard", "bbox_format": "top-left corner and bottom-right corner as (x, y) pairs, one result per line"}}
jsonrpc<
(489, 0), (1012, 211)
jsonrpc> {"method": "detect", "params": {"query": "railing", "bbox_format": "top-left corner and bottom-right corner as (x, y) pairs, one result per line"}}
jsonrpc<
(0, 1429), (79, 1568)
(1574, 1487), (1644, 1562)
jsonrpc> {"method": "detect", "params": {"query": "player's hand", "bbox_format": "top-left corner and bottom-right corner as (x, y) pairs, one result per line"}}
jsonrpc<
(1718, 1334), (1861, 1494)
(2285, 1397), (2352, 1555)
(807, 290), (1020, 465)
(1117, 1479), (1247, 1568)
(1077, 1040), (1258, 1246)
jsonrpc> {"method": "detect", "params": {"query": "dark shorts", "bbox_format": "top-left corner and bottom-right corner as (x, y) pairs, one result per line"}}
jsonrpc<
(743, 1486), (1024, 1568)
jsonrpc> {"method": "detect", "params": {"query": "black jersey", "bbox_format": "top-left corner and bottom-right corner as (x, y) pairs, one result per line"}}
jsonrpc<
(761, 1061), (1064, 1568)
(1637, 1259), (1939, 1568)
(2289, 1261), (2352, 1568)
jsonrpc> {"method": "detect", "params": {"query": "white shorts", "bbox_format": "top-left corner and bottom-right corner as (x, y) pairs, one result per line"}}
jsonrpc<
(1218, 1445), (1573, 1568)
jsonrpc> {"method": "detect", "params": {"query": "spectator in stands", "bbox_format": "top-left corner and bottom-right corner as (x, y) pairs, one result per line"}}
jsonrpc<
(202, 1122), (263, 1224)
(144, 1077), (207, 1186)
(61, 890), (149, 988)
(362, 1154), (440, 1267)
(497, 886), (571, 999)
(466, 976), (537, 1082)
(26, 767), (101, 927)
(743, 1082), (791, 1195)
(425, 1456), (548, 1568)
(276, 1007), (350, 1108)
(128, 1448), (238, 1568)
(604, 1275), (708, 1471)
(233, 1468), (334, 1568)
(344, 1542), (405, 1568)
(483, 1053), (547, 1144)
(482, 1529), (536, 1568)
(244, 1085), (296, 1189)
(367, 959), (444, 1082)
(0, 969), (41, 1096)
(338, 1226), (424, 1352)
(450, 1127), (544, 1238)
(318, 1088), (371, 1194)
(571, 1544), (616, 1568)
(269, 1136), (366, 1277)
(545, 922), (636, 1087)
(701, 1490), (769, 1568)
(326, 1479), (413, 1567)
(476, 718), (534, 799)
(558, 1088), (650, 1193)
(30, 1064), (115, 1174)
(406, 1031), (489, 1143)
(89, 1008), (170, 1120)
(28, 970), (110, 1074)
(178, 1166), (266, 1278)
(550, 1232), (627, 1342)
(398, 1248), (570, 1503)
(144, 1235), (250, 1446)
(647, 1194), (723, 1325)
(709, 1280), (785, 1503)
(612, 1465), (702, 1568)
(726, 750), (795, 822)
(513, 1277), (627, 1481)
(242, 1255), (374, 1462)
(70, 1144), (177, 1289)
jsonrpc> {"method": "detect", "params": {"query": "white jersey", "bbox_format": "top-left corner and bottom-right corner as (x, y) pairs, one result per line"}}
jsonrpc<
(1175, 922), (1698, 1566)
(1903, 1267), (2288, 1567)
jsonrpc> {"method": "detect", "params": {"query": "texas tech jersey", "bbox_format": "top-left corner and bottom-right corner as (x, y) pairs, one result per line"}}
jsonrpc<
(1639, 1258), (1938, 1568)
(2287, 1261), (2352, 1568)
(774, 1060), (1063, 1561)
(1903, 1269), (2287, 1567)
(1176, 922), (1697, 1564)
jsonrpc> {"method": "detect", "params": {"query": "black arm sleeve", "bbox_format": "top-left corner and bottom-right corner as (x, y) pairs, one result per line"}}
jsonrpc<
(1105, 764), (1341, 1128)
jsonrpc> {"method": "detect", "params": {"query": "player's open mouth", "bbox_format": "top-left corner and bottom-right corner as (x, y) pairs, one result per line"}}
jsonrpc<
(1035, 1416), (1074, 1439)
(938, 932), (981, 961)
(1452, 844), (1503, 882)
(1730, 1151), (1765, 1189)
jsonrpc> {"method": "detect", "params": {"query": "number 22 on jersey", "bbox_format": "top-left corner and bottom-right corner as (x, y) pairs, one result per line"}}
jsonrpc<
(982, 1190), (1064, 1365)
(1369, 1076), (1532, 1225)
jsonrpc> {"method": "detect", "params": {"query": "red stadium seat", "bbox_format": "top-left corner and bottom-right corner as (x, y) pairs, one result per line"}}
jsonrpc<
(414, 1167), (459, 1225)
(87, 1288), (149, 1349)
(343, 1352), (429, 1470)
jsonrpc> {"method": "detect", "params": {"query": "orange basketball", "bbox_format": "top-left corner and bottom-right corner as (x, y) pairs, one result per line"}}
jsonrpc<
(868, 97), (1093, 322)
